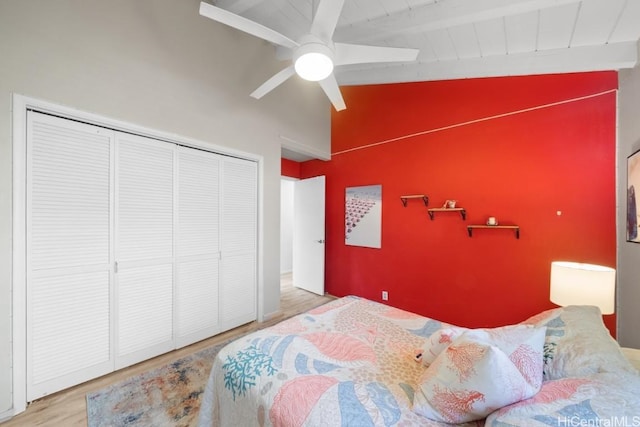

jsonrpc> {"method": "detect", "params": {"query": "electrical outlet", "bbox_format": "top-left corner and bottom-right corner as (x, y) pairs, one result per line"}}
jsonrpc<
(382, 291), (388, 301)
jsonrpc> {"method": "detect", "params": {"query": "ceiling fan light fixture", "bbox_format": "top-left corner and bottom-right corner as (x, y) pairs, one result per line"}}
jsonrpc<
(295, 52), (333, 81)
(294, 39), (334, 82)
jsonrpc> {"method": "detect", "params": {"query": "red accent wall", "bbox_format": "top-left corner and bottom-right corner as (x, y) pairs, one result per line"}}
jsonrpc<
(282, 158), (302, 179)
(301, 72), (618, 334)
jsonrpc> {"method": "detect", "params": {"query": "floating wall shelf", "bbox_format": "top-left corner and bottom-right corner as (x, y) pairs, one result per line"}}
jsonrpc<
(400, 195), (429, 207)
(428, 207), (466, 220)
(467, 225), (520, 239)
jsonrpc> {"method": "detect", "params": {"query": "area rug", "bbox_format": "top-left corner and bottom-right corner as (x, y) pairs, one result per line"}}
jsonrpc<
(86, 341), (227, 427)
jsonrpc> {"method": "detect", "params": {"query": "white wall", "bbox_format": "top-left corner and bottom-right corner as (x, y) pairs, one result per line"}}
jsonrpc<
(280, 179), (295, 273)
(618, 65), (640, 348)
(0, 0), (330, 415)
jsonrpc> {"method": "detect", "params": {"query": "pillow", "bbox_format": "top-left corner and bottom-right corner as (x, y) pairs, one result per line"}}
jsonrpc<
(521, 305), (637, 380)
(417, 324), (539, 366)
(416, 326), (466, 364)
(413, 326), (546, 423)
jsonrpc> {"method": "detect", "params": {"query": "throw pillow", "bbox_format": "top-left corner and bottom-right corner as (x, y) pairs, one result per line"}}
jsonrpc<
(413, 326), (546, 423)
(521, 305), (637, 380)
(417, 324), (542, 366)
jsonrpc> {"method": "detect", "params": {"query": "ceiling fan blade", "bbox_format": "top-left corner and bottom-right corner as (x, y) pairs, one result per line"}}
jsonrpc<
(199, 2), (298, 49)
(310, 0), (346, 41)
(250, 65), (296, 99)
(334, 43), (419, 66)
(318, 74), (346, 112)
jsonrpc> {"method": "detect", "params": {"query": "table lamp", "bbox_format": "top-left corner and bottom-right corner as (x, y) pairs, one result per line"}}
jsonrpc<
(549, 261), (616, 314)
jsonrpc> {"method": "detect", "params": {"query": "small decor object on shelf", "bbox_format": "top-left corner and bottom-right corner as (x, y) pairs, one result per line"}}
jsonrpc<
(487, 216), (498, 226)
(443, 199), (457, 208)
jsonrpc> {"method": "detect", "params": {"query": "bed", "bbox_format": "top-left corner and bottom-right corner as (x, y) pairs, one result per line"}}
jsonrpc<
(198, 296), (640, 426)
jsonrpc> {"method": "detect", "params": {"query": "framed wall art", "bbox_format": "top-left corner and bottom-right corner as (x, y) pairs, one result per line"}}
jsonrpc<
(345, 185), (382, 248)
(627, 149), (640, 242)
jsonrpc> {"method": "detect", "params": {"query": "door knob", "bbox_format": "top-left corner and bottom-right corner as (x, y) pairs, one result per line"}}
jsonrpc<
(316, 239), (325, 243)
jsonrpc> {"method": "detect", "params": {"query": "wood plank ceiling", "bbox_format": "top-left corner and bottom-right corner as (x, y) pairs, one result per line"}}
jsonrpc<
(210, 0), (640, 161)
(213, 0), (640, 85)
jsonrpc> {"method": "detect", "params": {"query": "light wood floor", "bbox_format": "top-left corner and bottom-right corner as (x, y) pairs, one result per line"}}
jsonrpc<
(1, 274), (334, 426)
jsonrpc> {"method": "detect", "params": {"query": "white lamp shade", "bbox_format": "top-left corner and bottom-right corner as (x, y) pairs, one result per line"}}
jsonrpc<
(550, 261), (616, 314)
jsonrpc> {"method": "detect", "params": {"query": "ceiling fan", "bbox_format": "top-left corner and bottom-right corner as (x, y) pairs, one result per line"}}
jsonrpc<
(199, 0), (419, 111)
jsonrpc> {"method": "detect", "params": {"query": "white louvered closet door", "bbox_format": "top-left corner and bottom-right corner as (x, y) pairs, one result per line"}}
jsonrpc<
(115, 133), (175, 369)
(26, 112), (114, 401)
(219, 157), (258, 330)
(175, 147), (220, 348)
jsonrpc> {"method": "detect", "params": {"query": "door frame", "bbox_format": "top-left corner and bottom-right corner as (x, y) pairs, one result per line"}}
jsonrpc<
(280, 177), (297, 275)
(11, 94), (264, 415)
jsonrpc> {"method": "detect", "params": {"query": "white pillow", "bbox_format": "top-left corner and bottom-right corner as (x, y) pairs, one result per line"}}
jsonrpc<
(417, 324), (540, 366)
(521, 305), (637, 380)
(413, 326), (546, 423)
(417, 326), (466, 364)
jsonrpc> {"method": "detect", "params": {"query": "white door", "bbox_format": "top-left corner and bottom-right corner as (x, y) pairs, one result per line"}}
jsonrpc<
(219, 157), (258, 330)
(21, 106), (261, 404)
(26, 112), (114, 401)
(114, 133), (175, 369)
(293, 176), (326, 295)
(175, 147), (220, 348)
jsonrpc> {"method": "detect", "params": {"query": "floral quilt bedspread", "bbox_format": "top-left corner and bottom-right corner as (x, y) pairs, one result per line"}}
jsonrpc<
(197, 296), (640, 426)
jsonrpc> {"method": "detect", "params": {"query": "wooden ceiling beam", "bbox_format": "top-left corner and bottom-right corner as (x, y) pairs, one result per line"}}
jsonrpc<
(334, 0), (582, 43)
(335, 41), (638, 85)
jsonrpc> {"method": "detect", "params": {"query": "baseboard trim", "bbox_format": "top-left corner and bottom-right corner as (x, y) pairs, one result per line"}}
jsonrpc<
(0, 407), (14, 423)
(262, 310), (283, 323)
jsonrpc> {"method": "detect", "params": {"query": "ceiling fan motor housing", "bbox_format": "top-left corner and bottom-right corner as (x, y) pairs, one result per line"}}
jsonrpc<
(294, 35), (335, 81)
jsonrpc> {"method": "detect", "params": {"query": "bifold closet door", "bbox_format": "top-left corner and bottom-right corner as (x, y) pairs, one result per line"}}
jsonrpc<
(114, 133), (175, 369)
(25, 109), (259, 400)
(219, 157), (258, 330)
(175, 147), (220, 348)
(26, 112), (114, 401)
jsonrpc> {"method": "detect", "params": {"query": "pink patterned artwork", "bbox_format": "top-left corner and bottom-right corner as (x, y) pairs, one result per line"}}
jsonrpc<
(345, 185), (382, 248)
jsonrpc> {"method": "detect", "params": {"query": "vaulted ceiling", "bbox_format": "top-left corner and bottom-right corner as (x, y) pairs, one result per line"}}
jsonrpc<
(213, 0), (640, 85)
(208, 0), (640, 162)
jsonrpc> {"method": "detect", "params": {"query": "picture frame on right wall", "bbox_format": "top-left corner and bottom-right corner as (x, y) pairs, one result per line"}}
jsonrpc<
(627, 149), (640, 242)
